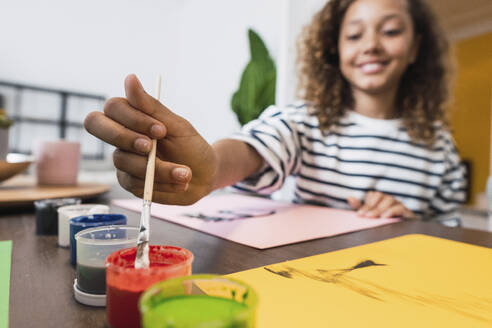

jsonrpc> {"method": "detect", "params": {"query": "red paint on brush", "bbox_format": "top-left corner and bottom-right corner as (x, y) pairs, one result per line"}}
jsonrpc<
(105, 245), (193, 328)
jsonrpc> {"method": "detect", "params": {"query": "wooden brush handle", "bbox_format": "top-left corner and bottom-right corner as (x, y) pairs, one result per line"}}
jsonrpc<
(135, 76), (161, 269)
(142, 76), (161, 202)
(143, 139), (157, 202)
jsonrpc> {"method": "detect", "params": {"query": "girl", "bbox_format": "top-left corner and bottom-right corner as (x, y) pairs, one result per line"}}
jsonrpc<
(85, 0), (466, 222)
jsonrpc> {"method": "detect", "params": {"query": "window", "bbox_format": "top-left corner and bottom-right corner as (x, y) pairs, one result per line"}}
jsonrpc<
(0, 81), (106, 160)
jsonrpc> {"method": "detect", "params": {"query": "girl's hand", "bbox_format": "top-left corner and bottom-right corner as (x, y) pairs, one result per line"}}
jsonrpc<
(347, 191), (416, 219)
(84, 74), (218, 205)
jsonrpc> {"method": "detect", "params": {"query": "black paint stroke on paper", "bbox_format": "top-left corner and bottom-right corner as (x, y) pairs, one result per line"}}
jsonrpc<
(264, 260), (492, 322)
(183, 208), (277, 222)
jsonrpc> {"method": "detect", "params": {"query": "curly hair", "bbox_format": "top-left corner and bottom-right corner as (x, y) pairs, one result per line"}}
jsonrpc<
(297, 0), (452, 143)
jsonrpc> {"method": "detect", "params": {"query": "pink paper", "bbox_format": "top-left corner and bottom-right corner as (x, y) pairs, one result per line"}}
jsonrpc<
(112, 194), (399, 249)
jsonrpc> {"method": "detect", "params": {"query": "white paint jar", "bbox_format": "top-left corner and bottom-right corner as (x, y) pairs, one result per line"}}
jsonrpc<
(57, 204), (109, 247)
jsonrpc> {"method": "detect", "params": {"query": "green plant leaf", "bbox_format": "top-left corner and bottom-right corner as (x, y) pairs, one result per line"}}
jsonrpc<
(231, 29), (276, 126)
(248, 29), (269, 62)
(0, 117), (13, 128)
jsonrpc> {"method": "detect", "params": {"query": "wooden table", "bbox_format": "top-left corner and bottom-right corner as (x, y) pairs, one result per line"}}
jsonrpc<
(1, 185), (492, 327)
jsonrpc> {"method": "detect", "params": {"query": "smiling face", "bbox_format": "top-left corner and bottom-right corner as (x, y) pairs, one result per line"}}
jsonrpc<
(338, 0), (419, 96)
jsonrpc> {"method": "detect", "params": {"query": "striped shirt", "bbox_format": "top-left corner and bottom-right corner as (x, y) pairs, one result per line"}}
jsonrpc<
(229, 104), (467, 221)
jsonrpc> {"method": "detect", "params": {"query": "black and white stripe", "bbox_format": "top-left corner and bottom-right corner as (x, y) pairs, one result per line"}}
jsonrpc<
(231, 105), (467, 220)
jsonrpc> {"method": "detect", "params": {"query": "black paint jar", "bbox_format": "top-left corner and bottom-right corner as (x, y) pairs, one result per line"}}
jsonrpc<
(34, 198), (81, 235)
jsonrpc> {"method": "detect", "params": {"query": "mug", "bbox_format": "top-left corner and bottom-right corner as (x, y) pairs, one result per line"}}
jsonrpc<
(34, 140), (80, 185)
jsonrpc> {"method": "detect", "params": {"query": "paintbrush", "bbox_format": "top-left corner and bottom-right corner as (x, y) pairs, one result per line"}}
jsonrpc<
(135, 76), (161, 269)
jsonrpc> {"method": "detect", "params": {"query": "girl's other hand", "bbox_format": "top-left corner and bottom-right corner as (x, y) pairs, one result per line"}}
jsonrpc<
(347, 191), (416, 219)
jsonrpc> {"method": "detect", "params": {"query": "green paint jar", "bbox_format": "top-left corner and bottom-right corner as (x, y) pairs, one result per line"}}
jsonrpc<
(139, 274), (257, 328)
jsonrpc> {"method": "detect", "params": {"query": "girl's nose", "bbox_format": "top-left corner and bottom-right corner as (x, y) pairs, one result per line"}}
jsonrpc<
(362, 31), (382, 54)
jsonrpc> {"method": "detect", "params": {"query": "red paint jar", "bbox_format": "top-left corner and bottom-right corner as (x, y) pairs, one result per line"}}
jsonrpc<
(105, 245), (193, 328)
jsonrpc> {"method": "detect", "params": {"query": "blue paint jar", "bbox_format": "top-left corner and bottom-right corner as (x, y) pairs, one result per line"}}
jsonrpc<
(69, 214), (126, 265)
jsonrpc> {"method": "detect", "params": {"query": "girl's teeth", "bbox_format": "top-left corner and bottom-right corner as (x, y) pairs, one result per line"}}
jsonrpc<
(361, 63), (383, 73)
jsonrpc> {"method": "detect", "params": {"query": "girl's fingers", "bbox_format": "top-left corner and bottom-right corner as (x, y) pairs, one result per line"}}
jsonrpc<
(356, 191), (417, 219)
(347, 196), (362, 210)
(116, 170), (189, 195)
(365, 195), (397, 218)
(113, 149), (192, 184)
(381, 204), (416, 219)
(103, 97), (167, 139)
(86, 74), (195, 157)
(358, 191), (384, 215)
(123, 74), (187, 136)
(84, 111), (153, 154)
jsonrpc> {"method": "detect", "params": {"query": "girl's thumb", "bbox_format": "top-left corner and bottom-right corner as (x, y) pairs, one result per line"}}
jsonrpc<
(124, 74), (155, 115)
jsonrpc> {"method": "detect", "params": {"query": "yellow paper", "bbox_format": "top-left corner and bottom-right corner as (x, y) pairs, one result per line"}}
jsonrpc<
(228, 234), (492, 327)
(193, 278), (248, 302)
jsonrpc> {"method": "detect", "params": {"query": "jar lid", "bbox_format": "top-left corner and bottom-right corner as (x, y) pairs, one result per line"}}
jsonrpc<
(70, 214), (126, 227)
(73, 279), (106, 307)
(35, 198), (81, 209)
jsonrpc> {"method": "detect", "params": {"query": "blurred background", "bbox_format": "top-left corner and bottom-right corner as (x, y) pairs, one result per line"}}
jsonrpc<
(0, 0), (491, 226)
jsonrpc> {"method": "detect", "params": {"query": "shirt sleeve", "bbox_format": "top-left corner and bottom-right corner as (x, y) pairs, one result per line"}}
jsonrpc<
(228, 105), (302, 195)
(427, 136), (468, 222)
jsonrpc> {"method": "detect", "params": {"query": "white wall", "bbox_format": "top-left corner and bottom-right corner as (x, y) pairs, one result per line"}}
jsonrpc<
(0, 0), (329, 158)
(276, 0), (327, 107)
(0, 0), (285, 144)
(171, 0), (284, 140)
(1, 0), (181, 100)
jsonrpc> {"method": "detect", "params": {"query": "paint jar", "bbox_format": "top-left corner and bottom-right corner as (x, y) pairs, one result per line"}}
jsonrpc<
(73, 225), (139, 307)
(105, 245), (194, 328)
(139, 274), (257, 328)
(69, 214), (126, 265)
(58, 204), (109, 247)
(34, 198), (81, 235)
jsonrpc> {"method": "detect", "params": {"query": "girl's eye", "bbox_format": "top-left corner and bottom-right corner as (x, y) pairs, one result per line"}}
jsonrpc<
(383, 29), (402, 36)
(346, 34), (362, 41)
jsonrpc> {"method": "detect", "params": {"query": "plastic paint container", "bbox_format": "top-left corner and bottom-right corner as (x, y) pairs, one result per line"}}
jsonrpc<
(139, 274), (257, 328)
(34, 198), (81, 235)
(105, 245), (194, 328)
(73, 225), (139, 307)
(58, 204), (109, 247)
(69, 214), (126, 265)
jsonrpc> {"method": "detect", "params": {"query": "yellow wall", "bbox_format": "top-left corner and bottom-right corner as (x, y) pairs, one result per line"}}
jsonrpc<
(451, 32), (492, 205)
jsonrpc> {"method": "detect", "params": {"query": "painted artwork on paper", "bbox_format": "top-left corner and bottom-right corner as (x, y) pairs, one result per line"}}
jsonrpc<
(112, 194), (399, 249)
(183, 207), (277, 222)
(229, 234), (492, 327)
